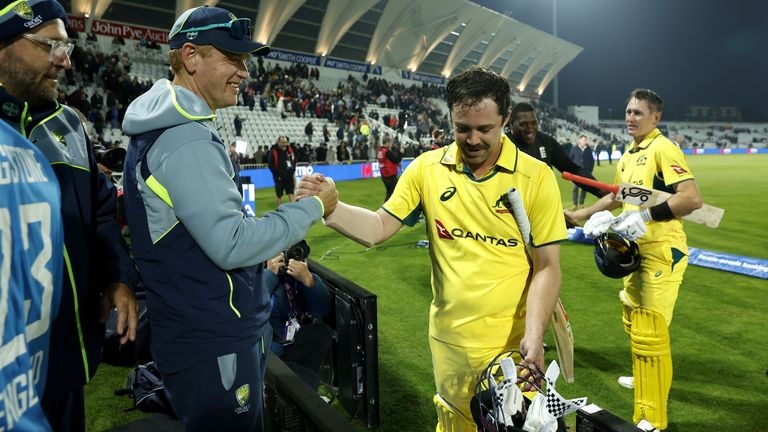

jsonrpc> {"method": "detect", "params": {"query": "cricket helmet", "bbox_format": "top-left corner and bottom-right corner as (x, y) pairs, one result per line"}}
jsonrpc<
(593, 233), (641, 278)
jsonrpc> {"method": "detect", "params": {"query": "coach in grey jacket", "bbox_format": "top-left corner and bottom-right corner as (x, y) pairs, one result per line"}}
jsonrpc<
(121, 6), (337, 431)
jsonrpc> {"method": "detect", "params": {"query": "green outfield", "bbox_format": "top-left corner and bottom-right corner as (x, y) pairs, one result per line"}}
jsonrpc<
(85, 154), (768, 431)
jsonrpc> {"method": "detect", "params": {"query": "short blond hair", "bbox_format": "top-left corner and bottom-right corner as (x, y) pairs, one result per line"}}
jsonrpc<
(168, 44), (214, 75)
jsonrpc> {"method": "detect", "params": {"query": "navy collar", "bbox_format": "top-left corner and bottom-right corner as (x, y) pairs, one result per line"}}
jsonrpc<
(0, 84), (60, 135)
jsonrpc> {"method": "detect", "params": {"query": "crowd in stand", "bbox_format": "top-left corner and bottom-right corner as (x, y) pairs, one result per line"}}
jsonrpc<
(59, 28), (154, 149)
(59, 29), (766, 169)
(232, 57), (451, 165)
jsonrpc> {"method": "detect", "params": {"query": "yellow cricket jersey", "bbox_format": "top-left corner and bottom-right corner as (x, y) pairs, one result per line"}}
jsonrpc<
(614, 128), (694, 248)
(382, 135), (567, 347)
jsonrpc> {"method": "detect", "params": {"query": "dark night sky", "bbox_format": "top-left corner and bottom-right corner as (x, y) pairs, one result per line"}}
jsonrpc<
(472, 0), (768, 121)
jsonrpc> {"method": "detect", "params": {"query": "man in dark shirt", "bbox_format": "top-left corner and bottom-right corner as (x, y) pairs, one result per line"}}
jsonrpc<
(377, 134), (402, 201)
(509, 102), (605, 198)
(268, 135), (296, 207)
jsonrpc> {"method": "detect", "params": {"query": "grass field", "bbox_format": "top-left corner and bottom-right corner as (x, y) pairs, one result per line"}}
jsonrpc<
(85, 154), (768, 431)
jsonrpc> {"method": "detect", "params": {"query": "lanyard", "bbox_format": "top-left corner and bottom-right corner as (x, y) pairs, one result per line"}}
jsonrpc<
(283, 281), (298, 318)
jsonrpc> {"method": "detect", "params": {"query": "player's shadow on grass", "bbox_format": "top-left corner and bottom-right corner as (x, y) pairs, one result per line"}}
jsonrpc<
(376, 356), (438, 431)
(665, 385), (768, 432)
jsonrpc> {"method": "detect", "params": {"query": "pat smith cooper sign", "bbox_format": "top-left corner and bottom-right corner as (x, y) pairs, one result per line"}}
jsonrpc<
(67, 15), (169, 44)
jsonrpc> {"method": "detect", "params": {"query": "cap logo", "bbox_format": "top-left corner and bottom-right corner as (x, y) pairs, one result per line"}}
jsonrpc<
(186, 31), (198, 40)
(12, 1), (33, 20)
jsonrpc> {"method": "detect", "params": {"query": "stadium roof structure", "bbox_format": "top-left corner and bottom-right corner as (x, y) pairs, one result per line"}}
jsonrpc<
(66, 0), (582, 94)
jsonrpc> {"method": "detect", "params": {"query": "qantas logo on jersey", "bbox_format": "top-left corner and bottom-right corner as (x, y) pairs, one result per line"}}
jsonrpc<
(434, 219), (519, 247)
(670, 164), (688, 175)
(435, 219), (454, 239)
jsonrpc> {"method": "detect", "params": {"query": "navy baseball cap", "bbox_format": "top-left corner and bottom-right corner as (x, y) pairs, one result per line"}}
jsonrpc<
(169, 6), (270, 56)
(0, 0), (69, 41)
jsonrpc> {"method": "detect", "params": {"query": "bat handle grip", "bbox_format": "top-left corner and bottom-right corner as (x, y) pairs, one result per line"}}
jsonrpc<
(562, 171), (577, 181)
(562, 172), (619, 194)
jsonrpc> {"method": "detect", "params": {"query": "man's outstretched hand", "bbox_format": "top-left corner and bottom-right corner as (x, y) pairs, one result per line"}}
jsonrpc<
(296, 173), (338, 217)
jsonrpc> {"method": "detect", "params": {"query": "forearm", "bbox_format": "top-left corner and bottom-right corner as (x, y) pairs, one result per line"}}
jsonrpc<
(524, 262), (561, 345)
(572, 192), (621, 221)
(666, 180), (703, 217)
(323, 202), (395, 247)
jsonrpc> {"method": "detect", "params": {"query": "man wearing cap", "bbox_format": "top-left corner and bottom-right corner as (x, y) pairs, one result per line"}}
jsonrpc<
(0, 1), (138, 430)
(121, 6), (337, 430)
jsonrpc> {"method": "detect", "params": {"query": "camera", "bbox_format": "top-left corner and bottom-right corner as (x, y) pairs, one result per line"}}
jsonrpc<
(278, 240), (311, 278)
(94, 145), (126, 172)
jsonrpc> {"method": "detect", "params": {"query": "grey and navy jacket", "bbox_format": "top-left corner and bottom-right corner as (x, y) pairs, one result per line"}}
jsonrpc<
(0, 85), (132, 398)
(122, 79), (324, 374)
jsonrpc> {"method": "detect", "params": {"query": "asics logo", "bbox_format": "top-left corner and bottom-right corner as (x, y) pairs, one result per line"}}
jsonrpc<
(440, 186), (457, 202)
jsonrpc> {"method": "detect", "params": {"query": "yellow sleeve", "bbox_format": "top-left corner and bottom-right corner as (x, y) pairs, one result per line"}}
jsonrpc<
(381, 154), (424, 222)
(656, 141), (695, 186)
(528, 167), (568, 246)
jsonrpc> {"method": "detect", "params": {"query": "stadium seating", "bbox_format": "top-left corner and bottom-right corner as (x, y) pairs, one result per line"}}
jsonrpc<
(60, 33), (766, 162)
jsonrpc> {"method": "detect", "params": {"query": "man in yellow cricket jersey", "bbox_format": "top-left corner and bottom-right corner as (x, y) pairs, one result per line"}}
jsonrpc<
(565, 89), (703, 432)
(297, 66), (567, 431)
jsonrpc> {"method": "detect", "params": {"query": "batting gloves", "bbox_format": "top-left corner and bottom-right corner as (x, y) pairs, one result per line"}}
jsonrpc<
(583, 210), (615, 238)
(611, 210), (650, 241)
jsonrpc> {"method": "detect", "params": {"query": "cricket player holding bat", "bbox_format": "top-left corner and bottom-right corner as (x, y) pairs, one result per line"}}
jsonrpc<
(565, 89), (703, 432)
(297, 67), (567, 432)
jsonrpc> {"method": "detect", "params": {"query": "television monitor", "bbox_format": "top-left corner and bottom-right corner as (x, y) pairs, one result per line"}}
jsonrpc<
(309, 261), (379, 428)
(264, 353), (356, 432)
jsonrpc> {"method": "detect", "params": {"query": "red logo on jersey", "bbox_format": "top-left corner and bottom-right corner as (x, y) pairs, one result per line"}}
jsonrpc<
(435, 219), (454, 240)
(670, 164), (688, 175)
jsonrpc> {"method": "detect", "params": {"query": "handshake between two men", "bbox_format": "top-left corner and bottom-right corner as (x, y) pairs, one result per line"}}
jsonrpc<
(299, 173), (339, 217)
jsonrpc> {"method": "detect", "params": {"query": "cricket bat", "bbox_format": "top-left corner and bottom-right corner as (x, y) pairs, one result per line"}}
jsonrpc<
(562, 172), (724, 228)
(507, 188), (575, 383)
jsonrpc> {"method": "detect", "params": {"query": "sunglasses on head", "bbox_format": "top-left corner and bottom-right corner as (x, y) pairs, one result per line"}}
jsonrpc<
(178, 17), (252, 41)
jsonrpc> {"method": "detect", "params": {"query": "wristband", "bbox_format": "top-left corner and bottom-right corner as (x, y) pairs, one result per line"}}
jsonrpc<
(648, 201), (675, 221)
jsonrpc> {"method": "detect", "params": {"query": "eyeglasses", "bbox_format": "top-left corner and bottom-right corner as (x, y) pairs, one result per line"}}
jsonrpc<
(178, 17), (252, 41)
(22, 33), (74, 62)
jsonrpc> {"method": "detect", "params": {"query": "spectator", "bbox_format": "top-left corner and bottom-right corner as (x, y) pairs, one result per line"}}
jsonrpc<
(234, 114), (243, 136)
(0, 3), (138, 429)
(254, 145), (265, 166)
(0, 118), (64, 432)
(264, 245), (333, 390)
(322, 123), (330, 143)
(568, 134), (594, 209)
(305, 120), (313, 143)
(377, 134), (401, 201)
(336, 141), (350, 162)
(510, 102), (605, 200)
(229, 142), (241, 179)
(431, 128), (445, 149)
(146, 37), (160, 50)
(315, 141), (327, 162)
(268, 135), (297, 207)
